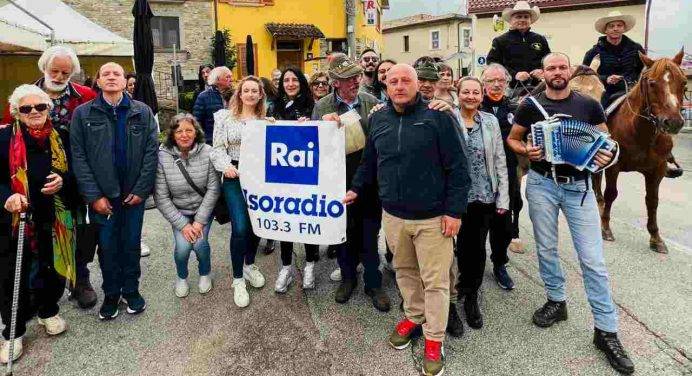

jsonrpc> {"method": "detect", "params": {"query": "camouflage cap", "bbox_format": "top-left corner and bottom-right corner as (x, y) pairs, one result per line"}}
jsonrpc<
(328, 53), (363, 80)
(416, 62), (440, 81)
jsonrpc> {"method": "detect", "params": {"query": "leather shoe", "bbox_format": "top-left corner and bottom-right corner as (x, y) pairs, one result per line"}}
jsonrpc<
(364, 287), (391, 312)
(532, 300), (568, 328)
(594, 328), (635, 374)
(446, 303), (464, 337)
(70, 278), (98, 309)
(335, 279), (357, 303)
(464, 294), (483, 329)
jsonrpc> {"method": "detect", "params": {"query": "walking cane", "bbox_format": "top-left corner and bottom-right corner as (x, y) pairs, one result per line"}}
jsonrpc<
(6, 212), (27, 376)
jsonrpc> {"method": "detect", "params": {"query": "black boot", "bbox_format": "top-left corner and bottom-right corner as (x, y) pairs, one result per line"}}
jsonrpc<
(594, 328), (635, 374)
(532, 300), (567, 328)
(335, 279), (357, 303)
(70, 277), (98, 309)
(463, 293), (483, 329)
(446, 303), (464, 337)
(365, 287), (391, 312)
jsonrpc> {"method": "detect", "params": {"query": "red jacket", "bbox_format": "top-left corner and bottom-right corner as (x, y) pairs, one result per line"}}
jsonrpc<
(2, 79), (97, 125)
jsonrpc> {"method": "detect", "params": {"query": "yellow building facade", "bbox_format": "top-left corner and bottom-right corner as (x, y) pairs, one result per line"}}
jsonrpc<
(217, 0), (386, 78)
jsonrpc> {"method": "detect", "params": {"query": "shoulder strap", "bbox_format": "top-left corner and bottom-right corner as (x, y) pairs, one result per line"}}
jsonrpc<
(527, 94), (551, 120)
(174, 158), (206, 197)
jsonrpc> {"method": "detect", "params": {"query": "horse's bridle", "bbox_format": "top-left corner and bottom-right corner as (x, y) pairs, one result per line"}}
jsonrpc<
(624, 68), (662, 132)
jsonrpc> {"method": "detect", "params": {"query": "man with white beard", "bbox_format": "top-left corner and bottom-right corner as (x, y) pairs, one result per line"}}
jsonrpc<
(2, 46), (100, 309)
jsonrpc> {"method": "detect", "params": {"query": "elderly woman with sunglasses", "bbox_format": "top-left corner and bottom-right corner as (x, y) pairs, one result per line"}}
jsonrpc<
(0, 84), (79, 363)
(308, 72), (331, 102)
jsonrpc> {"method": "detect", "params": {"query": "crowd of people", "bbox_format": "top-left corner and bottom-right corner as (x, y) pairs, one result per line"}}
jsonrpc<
(0, 2), (649, 375)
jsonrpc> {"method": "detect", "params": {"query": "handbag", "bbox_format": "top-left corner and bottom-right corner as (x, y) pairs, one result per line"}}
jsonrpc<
(174, 158), (230, 225)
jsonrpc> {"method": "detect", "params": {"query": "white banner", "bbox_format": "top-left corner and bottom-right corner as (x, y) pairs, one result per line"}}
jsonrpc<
(239, 120), (347, 245)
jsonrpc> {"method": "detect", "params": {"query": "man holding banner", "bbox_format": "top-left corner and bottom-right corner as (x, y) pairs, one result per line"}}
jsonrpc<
(345, 64), (470, 376)
(312, 53), (391, 312)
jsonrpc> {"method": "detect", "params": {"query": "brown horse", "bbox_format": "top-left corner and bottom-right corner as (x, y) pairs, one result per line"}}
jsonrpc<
(594, 50), (686, 254)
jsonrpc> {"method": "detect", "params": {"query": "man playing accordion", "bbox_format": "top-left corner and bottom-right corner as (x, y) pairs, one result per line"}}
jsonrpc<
(507, 52), (635, 375)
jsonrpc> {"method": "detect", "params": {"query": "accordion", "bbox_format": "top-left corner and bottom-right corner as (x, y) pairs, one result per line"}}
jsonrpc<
(530, 116), (617, 172)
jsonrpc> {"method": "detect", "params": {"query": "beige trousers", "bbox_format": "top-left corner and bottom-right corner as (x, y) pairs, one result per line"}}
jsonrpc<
(382, 210), (454, 342)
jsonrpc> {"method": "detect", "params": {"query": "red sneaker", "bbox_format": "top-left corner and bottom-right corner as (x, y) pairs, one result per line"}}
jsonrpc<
(423, 339), (445, 375)
(388, 318), (419, 350)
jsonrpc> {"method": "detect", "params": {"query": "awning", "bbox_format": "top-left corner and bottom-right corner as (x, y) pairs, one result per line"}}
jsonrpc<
(265, 23), (325, 39)
(0, 0), (133, 56)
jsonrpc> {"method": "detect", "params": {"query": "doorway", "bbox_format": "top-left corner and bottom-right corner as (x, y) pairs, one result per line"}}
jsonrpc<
(276, 40), (304, 71)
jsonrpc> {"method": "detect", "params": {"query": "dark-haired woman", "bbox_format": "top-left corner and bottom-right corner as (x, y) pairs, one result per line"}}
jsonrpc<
(155, 113), (220, 298)
(372, 59), (396, 102)
(269, 67), (320, 293)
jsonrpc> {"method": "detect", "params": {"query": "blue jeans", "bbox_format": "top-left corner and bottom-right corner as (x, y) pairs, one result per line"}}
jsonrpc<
(526, 170), (618, 332)
(172, 216), (212, 279)
(223, 179), (258, 278)
(94, 201), (145, 297)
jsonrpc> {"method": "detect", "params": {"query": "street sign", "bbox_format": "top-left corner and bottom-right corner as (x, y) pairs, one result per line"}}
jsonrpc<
(477, 56), (487, 66)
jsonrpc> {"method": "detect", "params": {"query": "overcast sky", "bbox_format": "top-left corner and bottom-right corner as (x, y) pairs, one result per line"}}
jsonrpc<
(384, 0), (460, 20)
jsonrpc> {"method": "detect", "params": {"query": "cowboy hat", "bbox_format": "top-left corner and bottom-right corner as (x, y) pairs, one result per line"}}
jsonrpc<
(594, 11), (635, 34)
(502, 1), (540, 23)
(328, 53), (363, 80)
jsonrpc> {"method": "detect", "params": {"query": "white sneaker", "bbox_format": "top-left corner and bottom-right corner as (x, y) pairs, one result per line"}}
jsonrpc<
(275, 266), (293, 293)
(37, 314), (67, 335)
(302, 262), (316, 290)
(175, 278), (189, 298)
(232, 278), (249, 308)
(0, 337), (22, 364)
(243, 264), (266, 288)
(199, 275), (212, 294)
(330, 267), (342, 282)
(140, 242), (151, 257)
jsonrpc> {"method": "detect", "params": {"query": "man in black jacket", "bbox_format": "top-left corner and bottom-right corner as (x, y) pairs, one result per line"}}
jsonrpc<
(487, 1), (550, 91)
(582, 11), (644, 109)
(345, 64), (470, 376)
(480, 63), (520, 289)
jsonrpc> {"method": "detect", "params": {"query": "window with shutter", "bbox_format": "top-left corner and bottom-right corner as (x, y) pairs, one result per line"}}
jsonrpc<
(237, 43), (259, 77)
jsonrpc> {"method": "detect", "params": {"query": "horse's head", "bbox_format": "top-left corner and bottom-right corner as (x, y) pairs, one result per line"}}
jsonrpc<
(638, 50), (686, 134)
(570, 65), (605, 103)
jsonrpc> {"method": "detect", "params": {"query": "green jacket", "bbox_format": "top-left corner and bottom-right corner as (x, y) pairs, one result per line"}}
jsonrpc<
(312, 91), (379, 189)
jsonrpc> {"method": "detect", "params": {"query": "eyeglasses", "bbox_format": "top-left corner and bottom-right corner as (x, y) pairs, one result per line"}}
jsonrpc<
(312, 81), (329, 87)
(18, 103), (49, 114)
(362, 57), (379, 63)
(483, 79), (507, 84)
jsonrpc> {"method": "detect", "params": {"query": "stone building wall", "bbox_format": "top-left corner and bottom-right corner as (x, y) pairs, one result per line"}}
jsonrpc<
(65, 0), (215, 110)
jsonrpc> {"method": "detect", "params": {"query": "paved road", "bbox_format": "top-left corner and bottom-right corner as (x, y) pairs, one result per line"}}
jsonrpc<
(8, 135), (692, 376)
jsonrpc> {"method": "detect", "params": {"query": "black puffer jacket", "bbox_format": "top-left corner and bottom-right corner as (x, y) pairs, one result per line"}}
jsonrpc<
(582, 35), (645, 95)
(487, 28), (551, 87)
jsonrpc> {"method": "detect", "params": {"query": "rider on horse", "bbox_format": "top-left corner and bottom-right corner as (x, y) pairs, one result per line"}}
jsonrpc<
(582, 11), (644, 109)
(487, 1), (551, 97)
(583, 11), (683, 178)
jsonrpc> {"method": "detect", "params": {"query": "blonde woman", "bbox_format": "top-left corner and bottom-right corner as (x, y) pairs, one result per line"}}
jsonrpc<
(210, 76), (268, 307)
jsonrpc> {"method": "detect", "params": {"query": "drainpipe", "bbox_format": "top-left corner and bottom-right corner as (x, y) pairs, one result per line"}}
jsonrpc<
(346, 0), (356, 58)
(213, 0), (218, 32)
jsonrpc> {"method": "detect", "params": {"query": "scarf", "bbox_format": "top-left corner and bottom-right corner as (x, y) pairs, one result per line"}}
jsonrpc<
(9, 120), (76, 286)
(485, 91), (505, 103)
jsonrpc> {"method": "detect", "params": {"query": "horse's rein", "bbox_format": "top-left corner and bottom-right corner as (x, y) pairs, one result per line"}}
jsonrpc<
(623, 69), (660, 130)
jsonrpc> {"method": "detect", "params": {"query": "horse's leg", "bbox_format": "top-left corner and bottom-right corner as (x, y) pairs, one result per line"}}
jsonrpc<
(592, 171), (604, 215)
(601, 166), (619, 241)
(645, 171), (668, 253)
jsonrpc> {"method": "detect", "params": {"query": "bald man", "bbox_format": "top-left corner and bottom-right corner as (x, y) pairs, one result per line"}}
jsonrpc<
(346, 64), (470, 376)
(70, 62), (159, 321)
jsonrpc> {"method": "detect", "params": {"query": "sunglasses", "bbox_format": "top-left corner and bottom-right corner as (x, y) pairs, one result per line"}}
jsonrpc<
(362, 57), (379, 63)
(18, 103), (49, 114)
(312, 81), (329, 87)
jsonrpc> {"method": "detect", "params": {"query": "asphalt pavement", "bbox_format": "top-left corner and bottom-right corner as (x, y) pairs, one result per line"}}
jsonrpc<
(5, 134), (692, 376)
